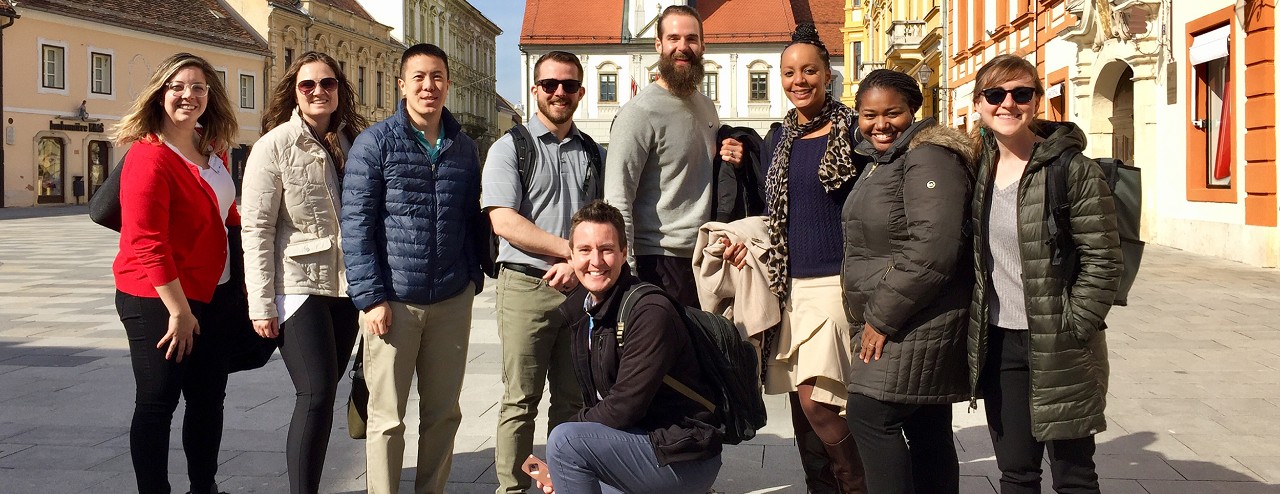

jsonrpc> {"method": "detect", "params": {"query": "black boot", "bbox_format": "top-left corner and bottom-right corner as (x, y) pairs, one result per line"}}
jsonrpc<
(791, 392), (839, 494)
(822, 433), (867, 494)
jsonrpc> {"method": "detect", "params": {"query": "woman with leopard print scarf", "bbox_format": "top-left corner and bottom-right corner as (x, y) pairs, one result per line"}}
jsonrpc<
(721, 24), (868, 493)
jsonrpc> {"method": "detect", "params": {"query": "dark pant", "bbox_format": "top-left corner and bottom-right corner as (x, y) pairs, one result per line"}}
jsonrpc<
(117, 290), (229, 494)
(635, 255), (699, 307)
(278, 295), (360, 494)
(982, 326), (1099, 494)
(845, 393), (958, 494)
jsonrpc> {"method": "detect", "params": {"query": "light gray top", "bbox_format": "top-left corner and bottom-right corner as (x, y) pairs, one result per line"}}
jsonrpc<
(604, 83), (719, 261)
(986, 181), (1029, 329)
(481, 114), (604, 270)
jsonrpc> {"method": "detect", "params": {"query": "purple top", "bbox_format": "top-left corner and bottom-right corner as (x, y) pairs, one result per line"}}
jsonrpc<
(766, 134), (850, 279)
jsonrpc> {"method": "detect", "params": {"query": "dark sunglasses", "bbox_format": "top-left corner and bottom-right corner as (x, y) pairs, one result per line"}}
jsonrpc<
(981, 86), (1037, 105)
(535, 78), (582, 93)
(298, 77), (339, 95)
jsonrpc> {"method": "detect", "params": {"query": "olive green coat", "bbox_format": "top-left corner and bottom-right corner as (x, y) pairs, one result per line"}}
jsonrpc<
(967, 121), (1123, 441)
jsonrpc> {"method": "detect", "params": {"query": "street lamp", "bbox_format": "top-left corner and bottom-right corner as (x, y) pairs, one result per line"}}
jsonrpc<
(916, 64), (933, 85)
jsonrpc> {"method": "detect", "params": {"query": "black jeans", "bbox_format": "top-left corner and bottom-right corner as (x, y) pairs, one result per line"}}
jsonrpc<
(845, 393), (958, 494)
(982, 326), (1099, 494)
(635, 254), (699, 307)
(277, 295), (360, 494)
(116, 290), (229, 494)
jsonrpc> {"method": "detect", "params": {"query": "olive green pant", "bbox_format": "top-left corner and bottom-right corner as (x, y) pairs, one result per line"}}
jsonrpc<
(362, 285), (474, 494)
(494, 268), (583, 494)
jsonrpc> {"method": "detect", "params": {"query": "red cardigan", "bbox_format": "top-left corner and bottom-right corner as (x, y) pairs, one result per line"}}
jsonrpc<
(113, 138), (240, 303)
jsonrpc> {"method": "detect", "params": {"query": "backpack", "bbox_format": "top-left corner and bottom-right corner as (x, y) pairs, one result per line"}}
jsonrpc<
(712, 125), (768, 222)
(481, 124), (604, 278)
(1044, 151), (1143, 306)
(617, 282), (767, 445)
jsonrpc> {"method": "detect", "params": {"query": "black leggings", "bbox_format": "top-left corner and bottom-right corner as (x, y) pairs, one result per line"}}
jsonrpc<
(846, 394), (959, 494)
(117, 290), (229, 494)
(982, 326), (1099, 494)
(277, 295), (359, 494)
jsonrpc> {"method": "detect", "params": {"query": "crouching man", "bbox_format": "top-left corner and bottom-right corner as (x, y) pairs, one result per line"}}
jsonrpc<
(543, 200), (722, 493)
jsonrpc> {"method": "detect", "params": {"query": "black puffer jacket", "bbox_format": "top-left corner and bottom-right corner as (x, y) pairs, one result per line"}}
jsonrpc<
(560, 268), (722, 465)
(841, 119), (976, 404)
(968, 121), (1122, 441)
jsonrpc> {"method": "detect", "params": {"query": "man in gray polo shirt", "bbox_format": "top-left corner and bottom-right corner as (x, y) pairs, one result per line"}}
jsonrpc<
(481, 50), (603, 494)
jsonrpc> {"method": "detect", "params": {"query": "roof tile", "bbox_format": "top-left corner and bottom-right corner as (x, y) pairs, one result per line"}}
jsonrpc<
(16, 0), (269, 55)
(520, 0), (621, 45)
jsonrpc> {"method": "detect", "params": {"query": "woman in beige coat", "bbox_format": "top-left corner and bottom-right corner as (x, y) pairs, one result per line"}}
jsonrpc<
(239, 51), (368, 494)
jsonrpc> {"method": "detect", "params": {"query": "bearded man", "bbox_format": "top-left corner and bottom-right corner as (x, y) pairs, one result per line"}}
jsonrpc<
(480, 50), (605, 494)
(603, 4), (744, 307)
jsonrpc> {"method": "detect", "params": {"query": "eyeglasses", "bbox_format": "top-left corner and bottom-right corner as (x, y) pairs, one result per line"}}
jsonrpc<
(981, 86), (1037, 106)
(298, 77), (339, 95)
(165, 82), (209, 97)
(535, 78), (582, 93)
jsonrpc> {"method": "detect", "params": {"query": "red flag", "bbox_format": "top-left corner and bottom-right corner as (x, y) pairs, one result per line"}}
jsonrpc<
(1213, 83), (1232, 180)
(631, 78), (638, 97)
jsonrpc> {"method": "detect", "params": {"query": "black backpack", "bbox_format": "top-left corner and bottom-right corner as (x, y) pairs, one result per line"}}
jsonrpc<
(1044, 151), (1143, 306)
(617, 282), (767, 445)
(480, 124), (604, 278)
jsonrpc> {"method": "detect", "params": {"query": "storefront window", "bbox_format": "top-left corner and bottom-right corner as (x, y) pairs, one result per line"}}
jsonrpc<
(37, 136), (65, 204)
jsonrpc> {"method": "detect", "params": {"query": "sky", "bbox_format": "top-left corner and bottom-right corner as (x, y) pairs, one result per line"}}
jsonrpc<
(470, 0), (528, 111)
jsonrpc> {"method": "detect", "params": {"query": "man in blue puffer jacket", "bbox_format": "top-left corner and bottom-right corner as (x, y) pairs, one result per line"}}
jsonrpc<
(340, 43), (484, 494)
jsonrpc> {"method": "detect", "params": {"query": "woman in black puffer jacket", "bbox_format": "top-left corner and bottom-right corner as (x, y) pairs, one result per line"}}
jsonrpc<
(840, 69), (976, 494)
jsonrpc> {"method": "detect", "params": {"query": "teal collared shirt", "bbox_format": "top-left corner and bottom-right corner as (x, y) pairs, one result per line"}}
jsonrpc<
(412, 127), (445, 163)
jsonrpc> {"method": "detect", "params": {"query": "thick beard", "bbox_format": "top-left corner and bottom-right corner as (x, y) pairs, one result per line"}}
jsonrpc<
(537, 96), (576, 125)
(658, 51), (705, 98)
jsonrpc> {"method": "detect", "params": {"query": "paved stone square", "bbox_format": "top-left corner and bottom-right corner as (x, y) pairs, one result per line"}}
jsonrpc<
(1, 207), (1280, 493)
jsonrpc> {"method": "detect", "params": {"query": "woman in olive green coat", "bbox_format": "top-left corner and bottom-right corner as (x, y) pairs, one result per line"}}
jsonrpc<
(967, 54), (1123, 494)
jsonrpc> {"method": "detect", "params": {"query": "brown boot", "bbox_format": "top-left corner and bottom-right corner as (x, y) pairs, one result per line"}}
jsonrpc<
(822, 433), (867, 494)
(791, 392), (839, 493)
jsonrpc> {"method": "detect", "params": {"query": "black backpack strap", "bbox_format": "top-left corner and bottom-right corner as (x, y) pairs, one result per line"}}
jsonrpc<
(616, 282), (716, 412)
(507, 124), (539, 194)
(1045, 150), (1078, 267)
(577, 130), (604, 199)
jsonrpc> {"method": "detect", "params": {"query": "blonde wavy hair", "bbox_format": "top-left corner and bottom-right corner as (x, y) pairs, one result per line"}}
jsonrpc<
(113, 52), (237, 153)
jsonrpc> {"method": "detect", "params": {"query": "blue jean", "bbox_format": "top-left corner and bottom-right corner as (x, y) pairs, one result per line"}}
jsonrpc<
(546, 422), (721, 494)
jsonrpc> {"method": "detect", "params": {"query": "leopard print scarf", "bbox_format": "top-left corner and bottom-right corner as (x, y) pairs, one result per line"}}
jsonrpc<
(761, 96), (859, 298)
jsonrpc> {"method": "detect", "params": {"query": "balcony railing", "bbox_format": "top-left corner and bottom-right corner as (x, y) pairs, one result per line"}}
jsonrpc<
(860, 61), (886, 76)
(887, 20), (927, 52)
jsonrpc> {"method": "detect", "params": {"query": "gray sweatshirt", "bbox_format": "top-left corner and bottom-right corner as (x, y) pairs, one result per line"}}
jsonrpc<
(604, 83), (719, 260)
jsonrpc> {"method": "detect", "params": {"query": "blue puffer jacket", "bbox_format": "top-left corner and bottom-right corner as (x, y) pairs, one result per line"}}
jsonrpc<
(341, 104), (483, 310)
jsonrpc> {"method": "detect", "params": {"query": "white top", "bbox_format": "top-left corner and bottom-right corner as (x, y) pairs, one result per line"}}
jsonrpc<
(166, 142), (236, 285)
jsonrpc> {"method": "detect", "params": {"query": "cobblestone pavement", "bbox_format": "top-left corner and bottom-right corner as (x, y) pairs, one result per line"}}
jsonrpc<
(1, 208), (1279, 493)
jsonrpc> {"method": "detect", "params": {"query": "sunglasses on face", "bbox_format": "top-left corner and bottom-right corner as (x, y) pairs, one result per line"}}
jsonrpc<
(298, 78), (339, 95)
(981, 86), (1037, 105)
(535, 78), (582, 93)
(165, 82), (209, 97)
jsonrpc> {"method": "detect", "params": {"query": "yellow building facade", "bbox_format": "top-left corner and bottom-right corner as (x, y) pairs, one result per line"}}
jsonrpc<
(852, 0), (945, 119)
(842, 0), (867, 106)
(1, 1), (269, 207)
(222, 0), (403, 126)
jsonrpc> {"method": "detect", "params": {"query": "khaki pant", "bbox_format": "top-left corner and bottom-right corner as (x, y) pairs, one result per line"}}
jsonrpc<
(363, 285), (474, 494)
(494, 268), (582, 494)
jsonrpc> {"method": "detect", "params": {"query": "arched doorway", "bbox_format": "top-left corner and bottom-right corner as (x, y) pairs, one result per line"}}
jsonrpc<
(1091, 61), (1136, 164)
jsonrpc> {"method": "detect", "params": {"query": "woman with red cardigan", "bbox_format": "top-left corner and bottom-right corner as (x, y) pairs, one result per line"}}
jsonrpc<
(111, 52), (241, 494)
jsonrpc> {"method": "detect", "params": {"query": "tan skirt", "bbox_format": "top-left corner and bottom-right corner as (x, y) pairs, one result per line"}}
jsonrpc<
(763, 275), (855, 408)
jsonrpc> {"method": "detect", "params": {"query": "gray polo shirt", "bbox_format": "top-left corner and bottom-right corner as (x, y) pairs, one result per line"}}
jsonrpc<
(481, 115), (604, 270)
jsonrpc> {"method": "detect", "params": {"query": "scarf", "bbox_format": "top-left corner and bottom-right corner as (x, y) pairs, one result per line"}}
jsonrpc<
(761, 96), (859, 297)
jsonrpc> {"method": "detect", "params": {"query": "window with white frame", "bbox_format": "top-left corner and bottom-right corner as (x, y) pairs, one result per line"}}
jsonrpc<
(42, 45), (65, 90)
(749, 72), (768, 101)
(240, 74), (255, 109)
(701, 72), (718, 101)
(91, 52), (112, 94)
(377, 70), (385, 108)
(1190, 24), (1232, 187)
(358, 66), (367, 105)
(599, 73), (617, 103)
